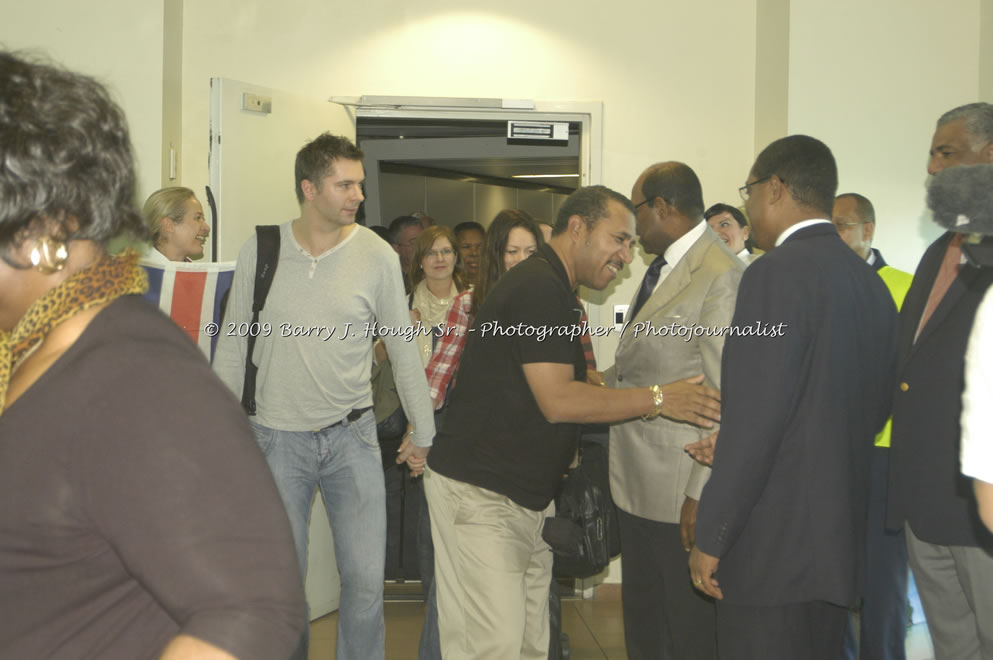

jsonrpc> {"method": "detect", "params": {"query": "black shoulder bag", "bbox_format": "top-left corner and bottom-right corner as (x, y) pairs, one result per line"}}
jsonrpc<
(542, 432), (621, 579)
(241, 225), (280, 415)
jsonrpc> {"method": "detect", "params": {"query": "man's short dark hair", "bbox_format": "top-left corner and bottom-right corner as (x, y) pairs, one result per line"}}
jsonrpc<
(552, 185), (634, 236)
(454, 221), (485, 237)
(640, 162), (705, 220)
(369, 225), (392, 243)
(0, 51), (147, 249)
(835, 193), (876, 225)
(937, 103), (993, 149)
(294, 133), (364, 204)
(388, 215), (422, 244)
(704, 203), (748, 229)
(751, 135), (838, 217)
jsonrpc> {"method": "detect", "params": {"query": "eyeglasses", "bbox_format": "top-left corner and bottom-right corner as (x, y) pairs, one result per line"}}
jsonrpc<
(425, 248), (455, 259)
(832, 220), (867, 231)
(738, 175), (774, 202)
(634, 195), (672, 212)
(633, 196), (656, 211)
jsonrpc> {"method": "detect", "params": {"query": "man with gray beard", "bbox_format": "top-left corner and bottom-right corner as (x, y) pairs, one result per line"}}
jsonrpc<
(887, 103), (993, 660)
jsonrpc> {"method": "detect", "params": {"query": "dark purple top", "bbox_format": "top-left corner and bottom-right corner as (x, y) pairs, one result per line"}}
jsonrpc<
(0, 296), (305, 659)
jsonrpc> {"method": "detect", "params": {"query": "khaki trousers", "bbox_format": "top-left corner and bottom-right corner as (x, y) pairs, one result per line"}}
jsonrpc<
(424, 467), (554, 660)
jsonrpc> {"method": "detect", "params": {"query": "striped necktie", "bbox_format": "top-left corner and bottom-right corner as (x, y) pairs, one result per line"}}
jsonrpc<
(628, 255), (667, 321)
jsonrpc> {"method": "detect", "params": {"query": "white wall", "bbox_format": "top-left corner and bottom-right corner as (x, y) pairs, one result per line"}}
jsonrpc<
(787, 0), (982, 273)
(0, 0), (168, 205)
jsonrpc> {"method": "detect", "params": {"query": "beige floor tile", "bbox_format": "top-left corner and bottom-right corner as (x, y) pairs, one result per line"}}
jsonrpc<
(310, 592), (931, 660)
(560, 600), (607, 659)
(308, 595), (627, 659)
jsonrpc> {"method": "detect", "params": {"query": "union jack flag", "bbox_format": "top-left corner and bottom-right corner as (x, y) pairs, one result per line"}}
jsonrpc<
(140, 260), (236, 360)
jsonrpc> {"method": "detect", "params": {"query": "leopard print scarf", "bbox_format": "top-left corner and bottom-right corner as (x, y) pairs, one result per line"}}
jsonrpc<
(0, 250), (148, 414)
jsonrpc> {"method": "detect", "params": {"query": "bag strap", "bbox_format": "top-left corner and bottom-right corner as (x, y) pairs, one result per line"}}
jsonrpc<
(241, 224), (280, 415)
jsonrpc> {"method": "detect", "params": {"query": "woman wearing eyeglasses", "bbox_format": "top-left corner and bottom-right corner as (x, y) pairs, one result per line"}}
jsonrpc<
(407, 226), (467, 367)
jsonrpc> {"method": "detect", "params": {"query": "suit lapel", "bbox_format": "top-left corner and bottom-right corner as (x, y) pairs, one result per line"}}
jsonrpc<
(617, 279), (642, 347)
(901, 233), (952, 359)
(914, 264), (978, 347)
(619, 231), (714, 350)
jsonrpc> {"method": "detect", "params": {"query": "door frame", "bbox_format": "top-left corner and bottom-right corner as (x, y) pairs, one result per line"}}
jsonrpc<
(342, 101), (602, 228)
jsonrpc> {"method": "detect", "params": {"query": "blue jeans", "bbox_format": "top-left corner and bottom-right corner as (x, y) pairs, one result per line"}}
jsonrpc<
(251, 410), (386, 660)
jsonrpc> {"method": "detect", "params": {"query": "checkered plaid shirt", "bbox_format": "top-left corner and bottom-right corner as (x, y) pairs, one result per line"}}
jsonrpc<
(425, 291), (597, 409)
(425, 290), (473, 409)
(580, 306), (597, 371)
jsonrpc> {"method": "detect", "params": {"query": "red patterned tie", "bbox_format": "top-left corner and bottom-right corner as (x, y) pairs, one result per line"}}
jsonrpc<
(915, 233), (964, 342)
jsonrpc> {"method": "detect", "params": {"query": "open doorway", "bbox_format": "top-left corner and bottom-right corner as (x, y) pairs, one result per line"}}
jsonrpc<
(345, 101), (601, 229)
(356, 116), (581, 230)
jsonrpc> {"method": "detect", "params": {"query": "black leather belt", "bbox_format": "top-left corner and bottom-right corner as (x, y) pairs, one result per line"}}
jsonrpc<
(327, 406), (372, 430)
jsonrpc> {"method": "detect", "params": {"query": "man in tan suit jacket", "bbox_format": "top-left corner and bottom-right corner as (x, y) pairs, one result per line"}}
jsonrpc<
(605, 162), (744, 660)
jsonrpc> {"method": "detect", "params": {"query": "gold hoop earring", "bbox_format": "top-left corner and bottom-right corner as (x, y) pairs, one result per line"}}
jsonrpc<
(29, 237), (69, 274)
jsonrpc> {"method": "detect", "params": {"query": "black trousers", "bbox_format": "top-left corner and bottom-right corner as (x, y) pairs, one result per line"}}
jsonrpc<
(618, 508), (716, 660)
(715, 600), (848, 660)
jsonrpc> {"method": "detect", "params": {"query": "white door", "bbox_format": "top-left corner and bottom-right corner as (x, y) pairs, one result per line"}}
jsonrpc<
(208, 78), (355, 261)
(209, 78), (354, 618)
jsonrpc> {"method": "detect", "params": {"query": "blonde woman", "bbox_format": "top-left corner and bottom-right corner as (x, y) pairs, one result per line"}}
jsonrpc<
(142, 187), (210, 262)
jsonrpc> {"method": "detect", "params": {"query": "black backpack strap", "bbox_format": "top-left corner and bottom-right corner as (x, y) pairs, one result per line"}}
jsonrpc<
(241, 224), (281, 415)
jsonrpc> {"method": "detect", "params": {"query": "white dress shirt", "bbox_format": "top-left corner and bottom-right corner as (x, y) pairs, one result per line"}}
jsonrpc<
(775, 219), (832, 247)
(648, 220), (708, 296)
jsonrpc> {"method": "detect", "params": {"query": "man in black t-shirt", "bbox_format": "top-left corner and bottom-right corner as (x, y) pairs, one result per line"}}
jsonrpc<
(424, 185), (725, 660)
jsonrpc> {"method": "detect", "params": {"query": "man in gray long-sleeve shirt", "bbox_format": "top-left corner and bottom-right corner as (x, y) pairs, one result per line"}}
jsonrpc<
(213, 133), (435, 660)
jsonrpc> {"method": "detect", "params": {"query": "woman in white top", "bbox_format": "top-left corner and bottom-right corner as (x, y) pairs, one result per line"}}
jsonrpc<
(407, 225), (467, 367)
(141, 187), (210, 263)
(705, 202), (755, 264)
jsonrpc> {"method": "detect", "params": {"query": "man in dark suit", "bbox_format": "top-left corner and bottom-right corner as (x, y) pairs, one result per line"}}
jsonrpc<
(688, 135), (899, 660)
(887, 102), (993, 660)
(832, 192), (913, 660)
